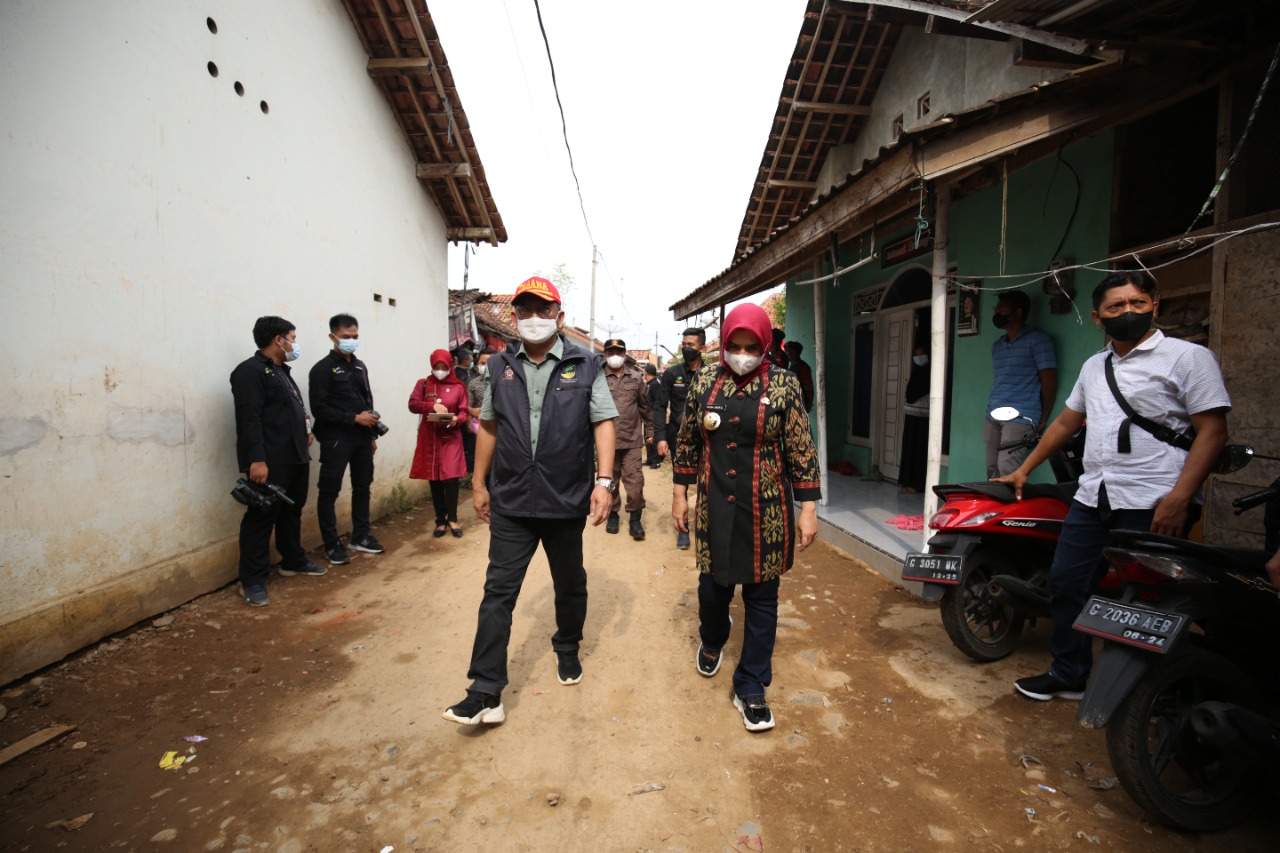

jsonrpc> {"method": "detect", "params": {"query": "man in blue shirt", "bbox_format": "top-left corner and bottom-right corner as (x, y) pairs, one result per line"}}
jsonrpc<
(986, 291), (1057, 477)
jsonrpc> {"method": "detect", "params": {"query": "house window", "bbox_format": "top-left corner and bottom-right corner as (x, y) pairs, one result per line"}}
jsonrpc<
(891, 114), (904, 141)
(917, 92), (931, 120)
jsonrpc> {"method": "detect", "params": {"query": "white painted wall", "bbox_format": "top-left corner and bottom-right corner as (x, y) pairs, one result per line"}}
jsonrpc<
(816, 27), (1070, 195)
(0, 0), (449, 663)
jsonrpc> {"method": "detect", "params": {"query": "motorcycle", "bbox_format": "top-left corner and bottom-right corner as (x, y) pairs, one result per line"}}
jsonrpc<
(903, 407), (1088, 662)
(1073, 444), (1280, 831)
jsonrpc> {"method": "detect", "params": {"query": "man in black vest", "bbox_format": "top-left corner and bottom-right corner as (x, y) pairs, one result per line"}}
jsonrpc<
(229, 316), (326, 608)
(309, 313), (385, 566)
(655, 327), (706, 549)
(443, 276), (618, 726)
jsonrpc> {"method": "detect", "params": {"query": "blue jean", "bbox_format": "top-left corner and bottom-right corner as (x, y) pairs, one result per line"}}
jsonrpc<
(698, 573), (779, 698)
(1047, 485), (1198, 685)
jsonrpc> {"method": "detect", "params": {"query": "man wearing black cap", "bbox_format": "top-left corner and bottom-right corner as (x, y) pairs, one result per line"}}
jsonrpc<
(643, 363), (665, 469)
(602, 339), (652, 539)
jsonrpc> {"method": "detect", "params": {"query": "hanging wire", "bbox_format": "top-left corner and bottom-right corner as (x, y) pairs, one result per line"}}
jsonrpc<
(1183, 39), (1280, 236)
(594, 249), (646, 338)
(531, 0), (596, 247)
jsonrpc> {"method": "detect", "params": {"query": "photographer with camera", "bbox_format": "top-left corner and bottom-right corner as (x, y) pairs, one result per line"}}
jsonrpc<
(309, 313), (386, 567)
(230, 316), (327, 608)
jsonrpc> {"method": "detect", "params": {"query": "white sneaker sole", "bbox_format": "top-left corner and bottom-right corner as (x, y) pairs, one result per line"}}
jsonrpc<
(696, 644), (723, 677)
(1014, 683), (1084, 701)
(732, 694), (775, 732)
(349, 543), (384, 554)
(442, 703), (506, 725)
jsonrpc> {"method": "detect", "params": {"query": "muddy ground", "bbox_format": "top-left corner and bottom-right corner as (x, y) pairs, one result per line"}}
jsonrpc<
(1, 465), (1275, 852)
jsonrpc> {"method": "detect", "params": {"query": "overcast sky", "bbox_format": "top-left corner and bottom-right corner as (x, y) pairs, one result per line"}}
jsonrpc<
(431, 0), (805, 354)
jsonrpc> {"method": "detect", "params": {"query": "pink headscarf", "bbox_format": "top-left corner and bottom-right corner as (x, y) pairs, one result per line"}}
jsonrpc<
(721, 304), (774, 384)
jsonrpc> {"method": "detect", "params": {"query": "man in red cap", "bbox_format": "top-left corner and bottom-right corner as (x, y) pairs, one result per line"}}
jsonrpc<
(602, 338), (653, 539)
(444, 276), (619, 726)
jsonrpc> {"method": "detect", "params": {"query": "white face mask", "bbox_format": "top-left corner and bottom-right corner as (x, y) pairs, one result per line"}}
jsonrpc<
(517, 316), (559, 344)
(606, 355), (626, 369)
(282, 338), (300, 362)
(913, 354), (929, 366)
(432, 369), (450, 381)
(479, 363), (489, 377)
(336, 337), (359, 355)
(725, 353), (762, 375)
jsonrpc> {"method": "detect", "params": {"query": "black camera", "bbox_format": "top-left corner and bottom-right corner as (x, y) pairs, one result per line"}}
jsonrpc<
(369, 409), (390, 436)
(231, 478), (296, 511)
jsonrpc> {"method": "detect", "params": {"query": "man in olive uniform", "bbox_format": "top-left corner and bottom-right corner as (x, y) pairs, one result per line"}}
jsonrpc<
(656, 327), (707, 550)
(602, 339), (653, 540)
(443, 276), (618, 727)
(230, 315), (326, 608)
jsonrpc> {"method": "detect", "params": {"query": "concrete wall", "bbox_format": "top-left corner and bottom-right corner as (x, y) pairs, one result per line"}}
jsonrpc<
(788, 132), (1115, 486)
(0, 0), (447, 683)
(817, 28), (1069, 197)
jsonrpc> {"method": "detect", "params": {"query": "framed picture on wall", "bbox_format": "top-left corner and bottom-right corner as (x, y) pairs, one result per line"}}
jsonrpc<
(957, 282), (982, 337)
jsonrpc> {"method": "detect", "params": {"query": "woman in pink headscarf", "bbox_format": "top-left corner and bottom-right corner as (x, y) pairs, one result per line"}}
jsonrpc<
(409, 349), (469, 537)
(671, 303), (821, 732)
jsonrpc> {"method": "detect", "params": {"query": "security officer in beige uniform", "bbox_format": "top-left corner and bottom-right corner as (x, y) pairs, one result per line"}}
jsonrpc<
(602, 339), (653, 540)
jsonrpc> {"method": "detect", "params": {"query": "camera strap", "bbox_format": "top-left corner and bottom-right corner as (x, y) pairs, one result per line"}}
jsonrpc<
(1104, 353), (1195, 454)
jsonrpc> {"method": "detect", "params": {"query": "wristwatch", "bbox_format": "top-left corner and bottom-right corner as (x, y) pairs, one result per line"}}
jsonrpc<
(595, 476), (616, 492)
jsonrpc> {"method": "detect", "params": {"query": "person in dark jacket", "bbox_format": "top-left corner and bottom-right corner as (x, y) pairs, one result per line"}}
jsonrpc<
(783, 341), (815, 412)
(229, 316), (326, 607)
(309, 313), (385, 567)
(656, 327), (707, 549)
(644, 363), (665, 468)
(673, 303), (821, 732)
(443, 276), (618, 727)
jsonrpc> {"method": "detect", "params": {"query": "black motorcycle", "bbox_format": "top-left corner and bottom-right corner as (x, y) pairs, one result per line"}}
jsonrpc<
(1073, 445), (1280, 831)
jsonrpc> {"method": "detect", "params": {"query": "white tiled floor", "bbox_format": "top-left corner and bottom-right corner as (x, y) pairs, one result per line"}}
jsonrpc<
(816, 474), (927, 561)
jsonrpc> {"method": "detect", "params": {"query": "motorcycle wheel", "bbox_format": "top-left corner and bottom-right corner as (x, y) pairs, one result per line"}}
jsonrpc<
(1107, 645), (1263, 832)
(939, 547), (1024, 662)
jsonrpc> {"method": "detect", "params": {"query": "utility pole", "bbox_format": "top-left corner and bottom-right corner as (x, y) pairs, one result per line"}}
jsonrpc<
(589, 244), (598, 350)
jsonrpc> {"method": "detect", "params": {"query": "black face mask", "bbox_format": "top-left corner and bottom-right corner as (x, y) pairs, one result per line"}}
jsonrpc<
(1100, 310), (1153, 342)
(991, 313), (1011, 329)
(682, 347), (700, 363)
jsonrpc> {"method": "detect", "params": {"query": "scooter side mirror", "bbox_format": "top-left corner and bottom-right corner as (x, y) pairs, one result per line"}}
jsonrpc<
(1214, 444), (1254, 475)
(990, 406), (1022, 423)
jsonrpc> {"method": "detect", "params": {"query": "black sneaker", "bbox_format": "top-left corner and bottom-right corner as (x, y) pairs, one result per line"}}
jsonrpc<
(279, 560), (327, 577)
(676, 530), (690, 550)
(696, 644), (723, 677)
(442, 691), (505, 725)
(556, 652), (583, 685)
(350, 534), (385, 554)
(733, 694), (775, 732)
(605, 513), (620, 535)
(240, 583), (269, 607)
(1014, 672), (1086, 701)
(324, 543), (350, 565)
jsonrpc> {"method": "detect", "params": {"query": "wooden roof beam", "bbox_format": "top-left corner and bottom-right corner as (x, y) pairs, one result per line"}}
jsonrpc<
(417, 162), (473, 178)
(368, 57), (433, 76)
(447, 227), (496, 242)
(788, 100), (873, 116)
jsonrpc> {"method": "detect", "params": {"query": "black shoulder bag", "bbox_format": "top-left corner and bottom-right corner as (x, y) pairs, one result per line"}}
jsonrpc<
(1104, 353), (1195, 454)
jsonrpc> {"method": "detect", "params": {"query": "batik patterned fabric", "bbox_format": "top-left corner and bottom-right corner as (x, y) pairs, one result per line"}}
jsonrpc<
(673, 363), (821, 584)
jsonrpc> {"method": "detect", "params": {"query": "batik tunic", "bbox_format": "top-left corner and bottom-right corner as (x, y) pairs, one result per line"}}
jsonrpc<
(673, 363), (822, 584)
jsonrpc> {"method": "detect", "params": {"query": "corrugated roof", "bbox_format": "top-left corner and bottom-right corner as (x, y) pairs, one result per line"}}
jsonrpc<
(342, 0), (506, 245)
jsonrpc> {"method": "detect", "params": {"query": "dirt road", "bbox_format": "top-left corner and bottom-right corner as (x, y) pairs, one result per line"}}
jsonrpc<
(0, 465), (1273, 851)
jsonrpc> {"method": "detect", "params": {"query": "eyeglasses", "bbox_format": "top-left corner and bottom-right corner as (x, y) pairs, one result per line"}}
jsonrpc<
(513, 303), (559, 320)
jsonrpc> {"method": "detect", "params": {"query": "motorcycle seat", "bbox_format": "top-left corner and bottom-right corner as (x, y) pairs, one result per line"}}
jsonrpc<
(932, 481), (1076, 505)
(1108, 530), (1271, 575)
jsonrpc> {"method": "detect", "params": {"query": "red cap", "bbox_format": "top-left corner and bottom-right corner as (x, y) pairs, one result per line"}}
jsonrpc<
(514, 276), (561, 304)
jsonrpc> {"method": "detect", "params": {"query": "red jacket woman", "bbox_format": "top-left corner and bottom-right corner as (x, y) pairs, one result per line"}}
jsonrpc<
(409, 349), (469, 536)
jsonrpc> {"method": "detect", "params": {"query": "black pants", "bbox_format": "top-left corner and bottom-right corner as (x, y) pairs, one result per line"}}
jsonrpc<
(316, 435), (374, 548)
(698, 573), (780, 699)
(430, 478), (460, 525)
(463, 428), (477, 474)
(238, 462), (309, 586)
(466, 512), (588, 695)
(645, 442), (661, 466)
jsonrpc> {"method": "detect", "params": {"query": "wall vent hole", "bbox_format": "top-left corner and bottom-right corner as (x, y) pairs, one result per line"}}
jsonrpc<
(207, 61), (218, 78)
(234, 81), (244, 97)
(260, 100), (269, 115)
(207, 17), (217, 34)
(373, 293), (383, 303)
(388, 298), (397, 307)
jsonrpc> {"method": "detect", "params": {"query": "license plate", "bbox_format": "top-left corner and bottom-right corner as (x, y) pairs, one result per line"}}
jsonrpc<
(1073, 597), (1186, 653)
(902, 552), (963, 584)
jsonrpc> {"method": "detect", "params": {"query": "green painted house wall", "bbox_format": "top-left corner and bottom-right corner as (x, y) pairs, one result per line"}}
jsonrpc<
(785, 131), (1116, 486)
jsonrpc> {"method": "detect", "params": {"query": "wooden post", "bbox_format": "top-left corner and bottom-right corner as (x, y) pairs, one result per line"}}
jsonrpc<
(924, 183), (951, 547)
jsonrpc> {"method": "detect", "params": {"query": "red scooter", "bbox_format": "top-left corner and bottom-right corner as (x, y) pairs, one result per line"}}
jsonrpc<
(903, 407), (1096, 661)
